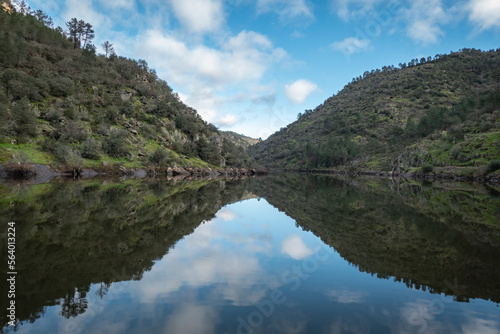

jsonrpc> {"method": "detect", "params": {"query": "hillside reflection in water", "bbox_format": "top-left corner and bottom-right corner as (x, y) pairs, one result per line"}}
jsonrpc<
(1, 174), (499, 333)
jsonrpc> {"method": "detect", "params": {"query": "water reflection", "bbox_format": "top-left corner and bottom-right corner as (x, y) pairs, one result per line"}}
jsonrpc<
(1, 174), (499, 333)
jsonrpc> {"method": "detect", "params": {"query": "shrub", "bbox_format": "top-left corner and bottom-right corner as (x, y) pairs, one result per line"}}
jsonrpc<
(49, 76), (75, 96)
(58, 120), (88, 142)
(149, 148), (170, 165)
(45, 108), (64, 123)
(81, 138), (102, 160)
(487, 160), (500, 174)
(54, 143), (83, 166)
(45, 140), (83, 166)
(103, 129), (129, 157)
(13, 98), (38, 140)
(421, 163), (434, 173)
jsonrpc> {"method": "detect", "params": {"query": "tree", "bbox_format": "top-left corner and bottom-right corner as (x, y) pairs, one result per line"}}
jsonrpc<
(33, 9), (53, 28)
(101, 41), (115, 58)
(12, 97), (38, 140)
(81, 22), (94, 49)
(14, 0), (31, 15)
(493, 69), (500, 93)
(65, 18), (94, 49)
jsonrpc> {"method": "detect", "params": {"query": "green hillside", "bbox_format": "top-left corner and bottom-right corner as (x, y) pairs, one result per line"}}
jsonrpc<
(221, 131), (261, 149)
(249, 49), (500, 177)
(0, 2), (251, 171)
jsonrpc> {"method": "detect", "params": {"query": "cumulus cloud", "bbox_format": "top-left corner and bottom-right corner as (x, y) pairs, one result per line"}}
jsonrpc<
(170, 0), (225, 34)
(134, 29), (285, 122)
(403, 0), (449, 45)
(257, 0), (314, 23)
(331, 37), (371, 55)
(330, 0), (382, 21)
(101, 0), (135, 10)
(163, 304), (218, 334)
(216, 208), (237, 221)
(467, 0), (500, 31)
(285, 79), (317, 104)
(281, 234), (314, 260)
(217, 114), (239, 127)
(63, 0), (108, 28)
(461, 317), (500, 334)
(137, 30), (285, 88)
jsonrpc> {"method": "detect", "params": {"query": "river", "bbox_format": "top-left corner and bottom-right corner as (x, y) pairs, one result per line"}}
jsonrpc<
(1, 174), (499, 333)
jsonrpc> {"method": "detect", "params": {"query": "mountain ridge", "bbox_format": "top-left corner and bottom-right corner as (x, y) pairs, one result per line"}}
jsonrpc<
(249, 48), (500, 178)
(0, 2), (253, 173)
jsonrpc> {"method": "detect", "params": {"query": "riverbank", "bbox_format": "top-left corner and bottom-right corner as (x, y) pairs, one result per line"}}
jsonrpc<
(272, 166), (500, 184)
(0, 163), (267, 183)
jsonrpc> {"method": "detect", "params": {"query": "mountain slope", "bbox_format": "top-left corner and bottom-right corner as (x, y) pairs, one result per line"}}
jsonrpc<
(221, 131), (261, 149)
(0, 3), (251, 170)
(249, 49), (500, 176)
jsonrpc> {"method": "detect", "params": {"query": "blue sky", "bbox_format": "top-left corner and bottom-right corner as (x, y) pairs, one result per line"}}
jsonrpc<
(22, 0), (500, 139)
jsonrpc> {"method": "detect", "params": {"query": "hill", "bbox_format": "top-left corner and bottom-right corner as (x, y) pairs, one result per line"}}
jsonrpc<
(249, 48), (500, 177)
(221, 131), (261, 149)
(0, 2), (252, 172)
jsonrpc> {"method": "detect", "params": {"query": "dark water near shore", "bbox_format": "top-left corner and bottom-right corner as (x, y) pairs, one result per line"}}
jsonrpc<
(1, 174), (500, 334)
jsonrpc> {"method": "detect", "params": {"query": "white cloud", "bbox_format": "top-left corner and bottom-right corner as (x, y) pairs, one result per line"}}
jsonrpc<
(217, 114), (239, 127)
(257, 0), (314, 23)
(170, 0), (225, 34)
(285, 79), (318, 105)
(325, 290), (367, 303)
(216, 208), (237, 221)
(461, 317), (500, 334)
(163, 304), (218, 334)
(137, 30), (284, 88)
(63, 0), (107, 28)
(135, 29), (285, 123)
(403, 0), (449, 45)
(467, 0), (500, 31)
(331, 37), (371, 55)
(281, 234), (314, 260)
(102, 0), (135, 10)
(330, 0), (382, 21)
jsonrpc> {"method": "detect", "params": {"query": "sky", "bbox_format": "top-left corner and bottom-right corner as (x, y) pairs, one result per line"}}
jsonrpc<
(20, 0), (500, 139)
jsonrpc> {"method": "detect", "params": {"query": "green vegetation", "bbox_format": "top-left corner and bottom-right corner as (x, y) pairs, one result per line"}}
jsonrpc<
(250, 173), (500, 302)
(249, 49), (500, 175)
(0, 177), (252, 327)
(0, 2), (252, 170)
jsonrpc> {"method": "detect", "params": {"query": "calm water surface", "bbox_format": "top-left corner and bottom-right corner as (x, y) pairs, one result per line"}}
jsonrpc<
(1, 174), (499, 333)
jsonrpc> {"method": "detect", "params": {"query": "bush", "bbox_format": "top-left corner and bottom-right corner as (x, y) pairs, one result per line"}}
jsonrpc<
(487, 160), (500, 174)
(44, 139), (83, 166)
(54, 143), (83, 166)
(13, 98), (38, 140)
(81, 138), (102, 160)
(58, 120), (88, 142)
(45, 108), (64, 123)
(421, 163), (434, 173)
(149, 148), (170, 165)
(103, 129), (129, 157)
(49, 76), (75, 96)
(0, 103), (14, 140)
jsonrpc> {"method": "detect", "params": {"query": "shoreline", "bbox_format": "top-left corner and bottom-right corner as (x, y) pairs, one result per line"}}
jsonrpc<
(268, 168), (500, 184)
(0, 163), (267, 183)
(2, 163), (500, 185)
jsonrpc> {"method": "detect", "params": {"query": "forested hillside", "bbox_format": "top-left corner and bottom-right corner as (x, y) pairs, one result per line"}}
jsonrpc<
(0, 1), (251, 170)
(249, 49), (500, 176)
